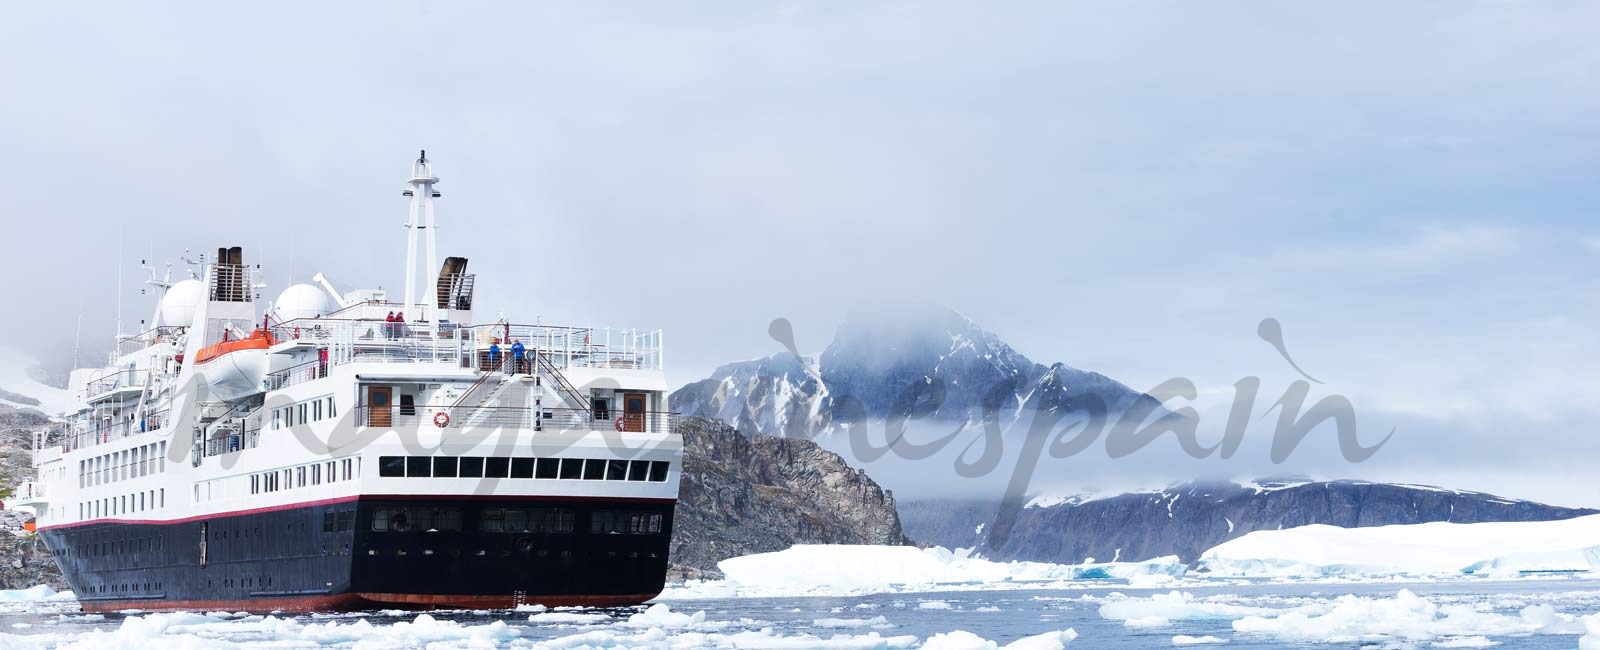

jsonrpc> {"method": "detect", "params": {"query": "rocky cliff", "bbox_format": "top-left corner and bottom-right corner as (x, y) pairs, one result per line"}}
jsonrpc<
(0, 406), (67, 590)
(668, 417), (907, 579)
(972, 479), (1599, 565)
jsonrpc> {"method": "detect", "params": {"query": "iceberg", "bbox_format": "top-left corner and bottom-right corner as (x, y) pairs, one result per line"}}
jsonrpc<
(1198, 514), (1600, 578)
(665, 544), (1186, 598)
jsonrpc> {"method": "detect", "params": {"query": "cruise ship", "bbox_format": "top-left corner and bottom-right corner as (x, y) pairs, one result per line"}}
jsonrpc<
(8, 153), (683, 612)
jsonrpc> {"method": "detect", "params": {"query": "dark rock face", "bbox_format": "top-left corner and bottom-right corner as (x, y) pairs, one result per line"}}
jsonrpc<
(669, 417), (907, 578)
(671, 304), (1157, 439)
(0, 408), (68, 590)
(976, 480), (1600, 565)
(898, 499), (1000, 551)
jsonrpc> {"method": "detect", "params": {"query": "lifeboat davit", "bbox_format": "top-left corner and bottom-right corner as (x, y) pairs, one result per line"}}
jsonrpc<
(193, 329), (276, 400)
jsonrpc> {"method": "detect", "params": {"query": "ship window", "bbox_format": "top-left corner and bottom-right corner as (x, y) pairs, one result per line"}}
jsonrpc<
(297, 466), (307, 487)
(558, 458), (582, 480)
(582, 459), (606, 480)
(592, 398), (611, 421)
(406, 456), (431, 478)
(273, 410), (281, 430)
(480, 508), (507, 533)
(160, 488), (165, 507)
(342, 459), (353, 480)
(649, 461), (669, 482)
(590, 510), (663, 535)
(511, 457), (534, 479)
(337, 509), (354, 531)
(298, 403), (307, 424)
(314, 400), (323, 421)
(485, 456), (510, 478)
(399, 394), (416, 416)
(371, 507), (401, 532)
(379, 456), (405, 477)
(628, 460), (650, 482)
(326, 461), (337, 482)
(433, 457), (458, 478)
(311, 464), (322, 485)
(327, 397), (337, 418)
(606, 460), (628, 481)
(323, 512), (337, 533)
(459, 456), (484, 478)
(532, 508), (574, 533)
(535, 458), (559, 479)
(159, 442), (167, 471)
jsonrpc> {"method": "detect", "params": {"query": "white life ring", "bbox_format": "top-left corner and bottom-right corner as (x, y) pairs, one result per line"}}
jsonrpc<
(433, 411), (451, 428)
(614, 416), (625, 432)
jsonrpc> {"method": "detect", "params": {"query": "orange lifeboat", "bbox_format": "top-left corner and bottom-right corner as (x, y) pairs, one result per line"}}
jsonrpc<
(195, 329), (277, 365)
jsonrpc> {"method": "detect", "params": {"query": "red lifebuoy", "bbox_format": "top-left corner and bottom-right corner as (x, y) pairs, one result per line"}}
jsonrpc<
(433, 412), (451, 428)
(614, 416), (625, 432)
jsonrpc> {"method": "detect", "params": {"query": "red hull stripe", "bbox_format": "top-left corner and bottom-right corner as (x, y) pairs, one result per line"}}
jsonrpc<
(38, 494), (675, 531)
(78, 591), (662, 614)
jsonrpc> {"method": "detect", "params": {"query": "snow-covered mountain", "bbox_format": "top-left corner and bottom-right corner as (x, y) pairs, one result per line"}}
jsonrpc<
(0, 348), (73, 416)
(913, 479), (1599, 565)
(671, 305), (1158, 439)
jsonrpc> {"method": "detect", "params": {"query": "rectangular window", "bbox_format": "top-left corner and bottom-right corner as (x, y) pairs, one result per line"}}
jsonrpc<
(485, 456), (510, 478)
(433, 456), (459, 478)
(326, 461), (336, 482)
(459, 456), (484, 478)
(535, 458), (560, 479)
(336, 509), (354, 531)
(297, 466), (307, 487)
(480, 508), (506, 533)
(160, 488), (164, 507)
(379, 456), (405, 477)
(327, 397), (336, 418)
(314, 400), (323, 421)
(530, 507), (575, 533)
(628, 460), (651, 482)
(559, 458), (583, 480)
(298, 403), (307, 424)
(323, 512), (336, 533)
(606, 460), (628, 481)
(342, 459), (352, 480)
(159, 442), (167, 472)
(406, 456), (432, 478)
(583, 459), (606, 480)
(371, 507), (399, 532)
(649, 460), (670, 482)
(510, 457), (534, 479)
(273, 409), (281, 430)
(311, 464), (322, 485)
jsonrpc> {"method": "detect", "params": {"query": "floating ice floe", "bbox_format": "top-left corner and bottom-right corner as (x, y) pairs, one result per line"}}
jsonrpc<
(1198, 514), (1600, 578)
(1230, 589), (1592, 645)
(1170, 635), (1229, 645)
(661, 544), (1185, 598)
(1097, 590), (1281, 622)
(0, 585), (74, 602)
(921, 629), (1078, 650)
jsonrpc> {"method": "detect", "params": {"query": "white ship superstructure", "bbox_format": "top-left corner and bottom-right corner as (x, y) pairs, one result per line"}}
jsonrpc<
(10, 153), (682, 612)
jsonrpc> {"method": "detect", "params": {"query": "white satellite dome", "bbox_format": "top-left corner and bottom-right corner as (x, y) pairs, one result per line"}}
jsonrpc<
(157, 279), (206, 327)
(274, 283), (339, 322)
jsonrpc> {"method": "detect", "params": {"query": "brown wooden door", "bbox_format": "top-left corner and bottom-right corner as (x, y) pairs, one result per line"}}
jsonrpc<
(367, 386), (393, 428)
(623, 393), (646, 432)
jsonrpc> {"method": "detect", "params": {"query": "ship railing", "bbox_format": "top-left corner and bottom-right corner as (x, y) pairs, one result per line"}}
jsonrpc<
(268, 318), (465, 366)
(462, 324), (662, 372)
(84, 369), (150, 400)
(64, 409), (169, 452)
(115, 326), (184, 357)
(352, 406), (681, 434)
(265, 359), (328, 391)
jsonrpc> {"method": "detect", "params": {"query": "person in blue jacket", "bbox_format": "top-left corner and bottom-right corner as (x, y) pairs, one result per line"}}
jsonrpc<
(511, 339), (526, 374)
(488, 341), (502, 372)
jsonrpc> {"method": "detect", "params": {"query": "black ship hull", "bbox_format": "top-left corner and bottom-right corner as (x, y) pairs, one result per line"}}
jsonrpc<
(38, 495), (675, 612)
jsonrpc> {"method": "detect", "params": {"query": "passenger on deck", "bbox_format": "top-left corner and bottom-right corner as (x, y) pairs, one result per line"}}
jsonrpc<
(384, 312), (396, 339)
(511, 339), (526, 374)
(488, 341), (502, 372)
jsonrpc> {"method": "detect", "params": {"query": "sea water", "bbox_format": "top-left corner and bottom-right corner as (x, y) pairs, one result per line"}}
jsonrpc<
(3, 578), (1598, 648)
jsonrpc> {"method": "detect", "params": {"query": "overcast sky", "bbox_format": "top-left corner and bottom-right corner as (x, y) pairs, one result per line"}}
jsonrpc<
(2, 3), (1596, 504)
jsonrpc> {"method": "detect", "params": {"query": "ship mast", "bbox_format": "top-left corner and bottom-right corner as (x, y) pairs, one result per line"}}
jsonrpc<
(402, 150), (441, 321)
